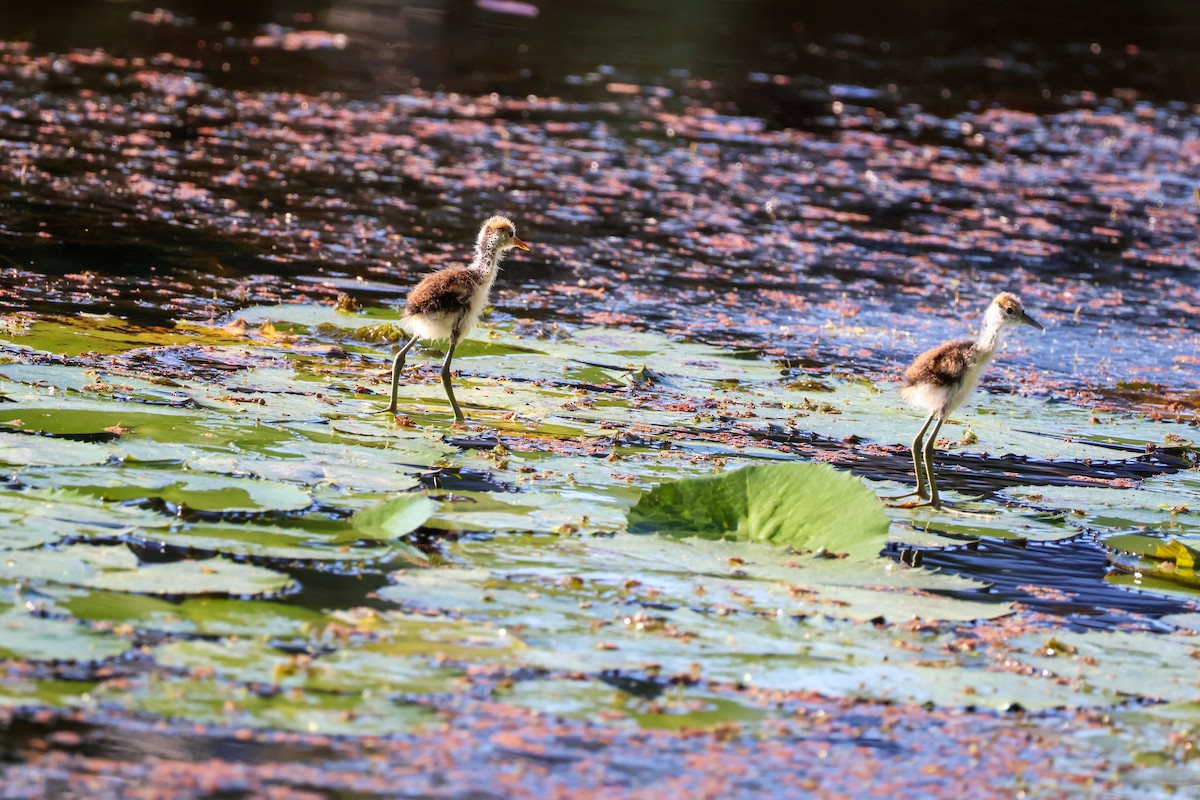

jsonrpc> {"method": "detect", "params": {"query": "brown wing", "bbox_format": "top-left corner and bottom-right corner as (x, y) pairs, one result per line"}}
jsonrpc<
(903, 338), (977, 387)
(405, 267), (480, 317)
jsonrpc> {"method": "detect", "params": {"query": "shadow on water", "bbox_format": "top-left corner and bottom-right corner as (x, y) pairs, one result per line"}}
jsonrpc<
(917, 537), (1190, 624)
(749, 422), (1195, 492)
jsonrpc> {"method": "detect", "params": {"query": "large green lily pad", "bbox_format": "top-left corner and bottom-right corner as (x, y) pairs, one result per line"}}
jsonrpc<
(628, 462), (891, 560)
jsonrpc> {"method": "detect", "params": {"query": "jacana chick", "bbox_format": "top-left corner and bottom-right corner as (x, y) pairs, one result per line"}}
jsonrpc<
(892, 291), (1044, 509)
(380, 216), (529, 422)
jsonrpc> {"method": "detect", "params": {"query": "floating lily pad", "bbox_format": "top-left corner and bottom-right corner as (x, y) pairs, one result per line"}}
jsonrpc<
(1105, 533), (1200, 597)
(132, 519), (398, 562)
(887, 504), (1080, 543)
(351, 494), (439, 539)
(0, 677), (100, 710)
(0, 607), (131, 663)
(423, 488), (627, 535)
(53, 589), (326, 637)
(498, 677), (768, 730)
(152, 637), (467, 698)
(1016, 629), (1200, 704)
(0, 545), (292, 597)
(0, 431), (115, 467)
(110, 673), (434, 735)
(46, 467), (314, 513)
(0, 315), (196, 356)
(0, 486), (172, 535)
(628, 462), (890, 560)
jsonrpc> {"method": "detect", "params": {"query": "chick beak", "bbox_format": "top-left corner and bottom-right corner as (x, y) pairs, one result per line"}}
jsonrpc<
(511, 236), (531, 252)
(1021, 310), (1045, 332)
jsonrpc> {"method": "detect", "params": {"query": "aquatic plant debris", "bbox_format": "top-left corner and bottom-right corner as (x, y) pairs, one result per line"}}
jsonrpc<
(0, 311), (1193, 741)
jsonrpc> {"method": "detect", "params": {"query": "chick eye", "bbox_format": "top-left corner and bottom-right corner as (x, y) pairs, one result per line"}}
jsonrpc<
(1005, 307), (1014, 315)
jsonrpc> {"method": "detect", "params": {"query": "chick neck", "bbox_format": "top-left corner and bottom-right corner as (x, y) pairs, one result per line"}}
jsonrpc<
(975, 303), (1012, 357)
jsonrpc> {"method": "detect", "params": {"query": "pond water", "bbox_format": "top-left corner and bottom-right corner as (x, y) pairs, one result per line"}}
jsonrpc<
(1, 1), (1200, 796)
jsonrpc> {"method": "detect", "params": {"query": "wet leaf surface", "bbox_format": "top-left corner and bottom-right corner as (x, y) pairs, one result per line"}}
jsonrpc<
(628, 462), (890, 559)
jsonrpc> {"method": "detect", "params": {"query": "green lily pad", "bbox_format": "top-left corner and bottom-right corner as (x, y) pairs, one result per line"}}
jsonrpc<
(628, 462), (890, 560)
(151, 637), (466, 698)
(423, 488), (627, 535)
(0, 677), (100, 710)
(124, 514), (402, 562)
(0, 315), (197, 356)
(53, 590), (326, 637)
(0, 486), (172, 535)
(0, 607), (131, 663)
(0, 545), (292, 596)
(351, 494), (439, 539)
(0, 431), (115, 467)
(1016, 629), (1200, 704)
(498, 677), (768, 730)
(109, 673), (434, 735)
(48, 467), (314, 513)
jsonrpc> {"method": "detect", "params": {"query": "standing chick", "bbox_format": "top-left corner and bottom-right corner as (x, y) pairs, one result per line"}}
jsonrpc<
(892, 292), (1044, 509)
(380, 216), (529, 422)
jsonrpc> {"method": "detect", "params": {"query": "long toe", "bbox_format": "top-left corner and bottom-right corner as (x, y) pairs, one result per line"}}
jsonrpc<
(880, 490), (921, 501)
(886, 498), (938, 509)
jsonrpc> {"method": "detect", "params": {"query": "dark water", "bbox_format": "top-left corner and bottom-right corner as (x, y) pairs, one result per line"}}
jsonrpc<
(1, 0), (1198, 404)
(6, 1), (1200, 109)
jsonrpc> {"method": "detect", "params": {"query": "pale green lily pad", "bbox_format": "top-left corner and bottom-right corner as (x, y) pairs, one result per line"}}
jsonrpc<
(53, 590), (327, 637)
(0, 677), (100, 710)
(0, 488), (176, 545)
(131, 520), (397, 562)
(423, 488), (628, 534)
(351, 494), (439, 539)
(110, 674), (434, 735)
(0, 406), (199, 440)
(0, 363), (192, 407)
(444, 531), (1000, 616)
(1005, 477), (1200, 536)
(0, 545), (292, 596)
(39, 467), (314, 513)
(1160, 612), (1200, 633)
(413, 581), (1074, 710)
(190, 450), (423, 493)
(0, 431), (115, 466)
(153, 632), (477, 695)
(1016, 629), (1200, 704)
(498, 678), (768, 730)
(0, 510), (69, 549)
(786, 584), (1010, 623)
(216, 303), (390, 332)
(627, 462), (890, 560)
(0, 607), (131, 662)
(0, 316), (197, 356)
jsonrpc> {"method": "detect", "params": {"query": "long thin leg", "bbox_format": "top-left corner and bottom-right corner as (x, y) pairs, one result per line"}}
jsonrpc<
(882, 411), (938, 502)
(378, 334), (419, 414)
(922, 415), (946, 509)
(440, 337), (465, 423)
